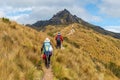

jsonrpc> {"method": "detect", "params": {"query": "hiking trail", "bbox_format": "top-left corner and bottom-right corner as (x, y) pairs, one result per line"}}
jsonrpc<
(42, 66), (54, 80)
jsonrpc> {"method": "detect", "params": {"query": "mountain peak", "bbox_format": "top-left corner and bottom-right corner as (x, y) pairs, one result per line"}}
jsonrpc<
(31, 9), (82, 27)
(49, 9), (82, 25)
(63, 8), (69, 12)
(58, 9), (70, 14)
(51, 9), (71, 19)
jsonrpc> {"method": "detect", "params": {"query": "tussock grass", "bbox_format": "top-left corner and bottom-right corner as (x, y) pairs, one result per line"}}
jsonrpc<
(0, 19), (46, 80)
(44, 23), (120, 80)
(1, 19), (120, 80)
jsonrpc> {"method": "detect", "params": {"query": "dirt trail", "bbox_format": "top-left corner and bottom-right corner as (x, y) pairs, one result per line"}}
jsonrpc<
(42, 66), (54, 80)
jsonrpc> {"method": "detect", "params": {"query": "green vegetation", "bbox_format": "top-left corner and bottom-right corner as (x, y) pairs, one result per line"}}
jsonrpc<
(105, 62), (120, 78)
(2, 17), (10, 23)
(47, 32), (54, 37)
(63, 37), (80, 48)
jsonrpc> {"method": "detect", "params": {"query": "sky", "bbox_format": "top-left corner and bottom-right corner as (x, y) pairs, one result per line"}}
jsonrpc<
(0, 0), (120, 33)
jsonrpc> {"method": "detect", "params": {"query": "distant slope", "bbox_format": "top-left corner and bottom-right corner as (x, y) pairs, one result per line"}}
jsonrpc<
(44, 23), (120, 80)
(80, 21), (120, 39)
(28, 9), (120, 39)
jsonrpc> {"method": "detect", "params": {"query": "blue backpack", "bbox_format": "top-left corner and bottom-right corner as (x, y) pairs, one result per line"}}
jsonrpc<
(43, 42), (51, 54)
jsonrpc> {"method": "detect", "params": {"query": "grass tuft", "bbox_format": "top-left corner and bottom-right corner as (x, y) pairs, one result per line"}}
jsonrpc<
(105, 62), (120, 78)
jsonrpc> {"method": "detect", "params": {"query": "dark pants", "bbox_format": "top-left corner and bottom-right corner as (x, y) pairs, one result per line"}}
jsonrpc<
(44, 52), (52, 65)
(56, 41), (61, 48)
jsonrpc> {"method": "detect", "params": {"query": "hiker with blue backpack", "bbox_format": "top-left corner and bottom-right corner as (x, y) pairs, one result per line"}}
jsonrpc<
(41, 38), (53, 68)
(55, 32), (63, 49)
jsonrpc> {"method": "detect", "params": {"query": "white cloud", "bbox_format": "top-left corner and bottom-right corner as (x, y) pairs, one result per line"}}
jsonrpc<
(68, 6), (102, 22)
(104, 26), (120, 33)
(0, 0), (76, 8)
(14, 6), (102, 24)
(99, 0), (120, 17)
(0, 6), (32, 23)
(0, 0), (101, 24)
(0, 11), (5, 17)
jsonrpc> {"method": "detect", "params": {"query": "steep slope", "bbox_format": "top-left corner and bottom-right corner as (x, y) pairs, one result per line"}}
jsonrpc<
(43, 23), (120, 80)
(0, 18), (48, 80)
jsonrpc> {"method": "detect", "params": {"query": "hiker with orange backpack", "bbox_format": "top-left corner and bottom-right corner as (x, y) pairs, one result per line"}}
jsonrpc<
(55, 32), (63, 49)
(41, 38), (53, 68)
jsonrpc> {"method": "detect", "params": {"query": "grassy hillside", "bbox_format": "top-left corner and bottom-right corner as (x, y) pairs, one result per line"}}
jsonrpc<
(0, 18), (49, 80)
(44, 24), (120, 80)
(1, 18), (120, 80)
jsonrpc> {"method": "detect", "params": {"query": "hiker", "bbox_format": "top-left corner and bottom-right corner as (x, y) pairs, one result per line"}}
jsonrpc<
(41, 38), (53, 67)
(55, 32), (63, 49)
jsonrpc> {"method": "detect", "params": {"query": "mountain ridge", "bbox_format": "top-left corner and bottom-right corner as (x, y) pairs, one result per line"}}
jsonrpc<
(30, 9), (82, 27)
(28, 9), (120, 39)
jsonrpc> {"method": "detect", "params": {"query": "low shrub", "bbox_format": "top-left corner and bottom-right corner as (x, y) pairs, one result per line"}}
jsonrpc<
(2, 17), (10, 23)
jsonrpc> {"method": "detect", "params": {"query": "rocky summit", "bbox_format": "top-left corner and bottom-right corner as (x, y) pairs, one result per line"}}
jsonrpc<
(31, 9), (82, 27)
